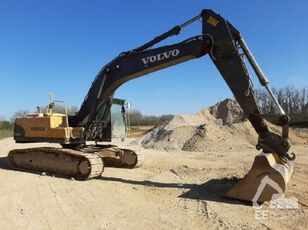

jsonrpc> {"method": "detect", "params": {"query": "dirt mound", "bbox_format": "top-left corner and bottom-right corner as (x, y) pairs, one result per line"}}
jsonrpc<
(134, 98), (307, 152)
(199, 98), (244, 125)
(135, 98), (257, 151)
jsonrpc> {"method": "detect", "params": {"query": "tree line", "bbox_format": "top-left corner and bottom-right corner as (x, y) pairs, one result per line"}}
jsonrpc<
(1, 86), (307, 127)
(257, 86), (308, 125)
(127, 86), (308, 126)
(0, 120), (14, 130)
(127, 109), (174, 126)
(0, 119), (14, 139)
(9, 105), (79, 123)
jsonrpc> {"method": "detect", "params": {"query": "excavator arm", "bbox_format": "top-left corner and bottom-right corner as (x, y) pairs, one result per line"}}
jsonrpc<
(201, 10), (294, 161)
(68, 9), (295, 202)
(72, 9), (294, 162)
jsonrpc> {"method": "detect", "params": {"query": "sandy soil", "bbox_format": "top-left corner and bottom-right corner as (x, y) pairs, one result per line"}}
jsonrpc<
(0, 137), (307, 230)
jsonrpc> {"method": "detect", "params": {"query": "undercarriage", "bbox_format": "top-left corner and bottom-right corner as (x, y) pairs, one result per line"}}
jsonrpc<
(8, 145), (138, 179)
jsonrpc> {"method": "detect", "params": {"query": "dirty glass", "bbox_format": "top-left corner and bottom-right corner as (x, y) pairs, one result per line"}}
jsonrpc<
(110, 103), (126, 140)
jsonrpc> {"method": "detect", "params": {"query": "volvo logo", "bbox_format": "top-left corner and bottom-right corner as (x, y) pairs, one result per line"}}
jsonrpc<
(141, 49), (180, 65)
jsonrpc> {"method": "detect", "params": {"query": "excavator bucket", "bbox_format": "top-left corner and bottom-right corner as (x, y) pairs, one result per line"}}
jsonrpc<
(225, 153), (294, 203)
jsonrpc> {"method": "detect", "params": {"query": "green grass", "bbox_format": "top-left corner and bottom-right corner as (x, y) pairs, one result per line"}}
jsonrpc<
(0, 129), (13, 139)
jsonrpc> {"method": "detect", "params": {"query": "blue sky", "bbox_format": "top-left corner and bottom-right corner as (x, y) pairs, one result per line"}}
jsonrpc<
(1, 0), (307, 119)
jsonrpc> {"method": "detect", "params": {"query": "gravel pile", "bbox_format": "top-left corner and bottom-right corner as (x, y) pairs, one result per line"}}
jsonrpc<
(134, 98), (257, 152)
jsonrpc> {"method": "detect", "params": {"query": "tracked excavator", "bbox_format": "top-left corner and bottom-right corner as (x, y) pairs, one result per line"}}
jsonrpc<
(9, 9), (295, 202)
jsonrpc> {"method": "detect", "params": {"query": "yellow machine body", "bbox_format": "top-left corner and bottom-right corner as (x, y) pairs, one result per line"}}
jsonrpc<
(14, 113), (84, 144)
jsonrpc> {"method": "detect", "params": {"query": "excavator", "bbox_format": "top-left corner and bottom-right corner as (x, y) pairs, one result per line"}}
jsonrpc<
(8, 9), (295, 203)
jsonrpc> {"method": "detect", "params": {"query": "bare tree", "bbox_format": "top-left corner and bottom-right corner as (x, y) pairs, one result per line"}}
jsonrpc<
(10, 110), (29, 123)
(52, 105), (79, 115)
(128, 109), (143, 125)
(128, 109), (174, 126)
(257, 86), (308, 122)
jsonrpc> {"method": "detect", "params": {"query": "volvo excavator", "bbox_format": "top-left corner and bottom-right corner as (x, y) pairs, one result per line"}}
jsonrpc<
(8, 9), (295, 202)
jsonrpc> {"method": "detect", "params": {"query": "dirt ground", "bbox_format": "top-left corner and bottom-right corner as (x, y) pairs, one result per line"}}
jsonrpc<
(0, 137), (307, 230)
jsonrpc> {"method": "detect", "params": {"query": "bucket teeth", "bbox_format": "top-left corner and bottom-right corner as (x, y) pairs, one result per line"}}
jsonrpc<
(225, 152), (294, 203)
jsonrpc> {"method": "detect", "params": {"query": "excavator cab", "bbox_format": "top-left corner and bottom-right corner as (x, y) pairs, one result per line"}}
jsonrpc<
(89, 98), (129, 142)
(110, 98), (129, 141)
